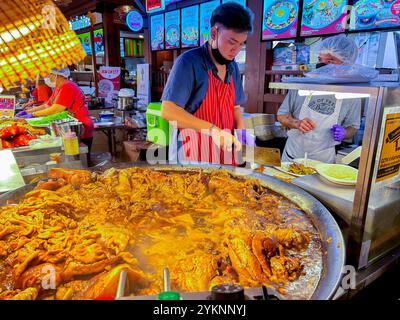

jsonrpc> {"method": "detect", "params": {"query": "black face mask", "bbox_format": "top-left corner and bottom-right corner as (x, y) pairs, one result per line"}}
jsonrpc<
(316, 63), (328, 69)
(211, 47), (233, 65)
(211, 29), (234, 65)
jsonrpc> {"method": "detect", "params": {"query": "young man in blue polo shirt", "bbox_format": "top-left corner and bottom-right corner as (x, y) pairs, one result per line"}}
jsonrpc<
(161, 2), (253, 165)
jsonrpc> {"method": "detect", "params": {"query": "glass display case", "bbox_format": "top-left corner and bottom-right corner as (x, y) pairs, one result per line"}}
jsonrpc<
(269, 81), (400, 294)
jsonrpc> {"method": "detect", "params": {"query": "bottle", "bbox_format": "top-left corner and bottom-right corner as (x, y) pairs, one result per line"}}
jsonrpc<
(63, 132), (79, 156)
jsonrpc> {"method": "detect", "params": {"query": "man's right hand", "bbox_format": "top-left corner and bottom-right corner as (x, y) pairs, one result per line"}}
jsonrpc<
(210, 128), (242, 152)
(297, 118), (316, 133)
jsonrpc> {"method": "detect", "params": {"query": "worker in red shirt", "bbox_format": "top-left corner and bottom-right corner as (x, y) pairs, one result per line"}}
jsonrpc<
(22, 79), (52, 109)
(20, 68), (94, 155)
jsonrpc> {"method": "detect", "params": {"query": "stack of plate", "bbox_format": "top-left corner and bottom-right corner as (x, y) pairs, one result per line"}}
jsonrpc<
(315, 164), (358, 186)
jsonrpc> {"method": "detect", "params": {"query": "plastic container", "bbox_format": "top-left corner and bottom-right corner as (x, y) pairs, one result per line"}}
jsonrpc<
(146, 102), (170, 146)
(99, 111), (114, 122)
(63, 132), (79, 156)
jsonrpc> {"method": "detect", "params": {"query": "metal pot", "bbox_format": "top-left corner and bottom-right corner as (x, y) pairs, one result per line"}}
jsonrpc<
(117, 88), (138, 111)
(254, 124), (274, 141)
(117, 96), (138, 111)
(252, 114), (276, 126)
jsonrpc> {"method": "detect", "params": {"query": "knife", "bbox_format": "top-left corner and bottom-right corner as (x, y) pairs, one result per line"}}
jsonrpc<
(237, 145), (282, 167)
(341, 146), (362, 165)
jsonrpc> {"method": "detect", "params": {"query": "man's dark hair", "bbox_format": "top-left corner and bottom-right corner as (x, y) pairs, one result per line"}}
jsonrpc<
(210, 3), (254, 33)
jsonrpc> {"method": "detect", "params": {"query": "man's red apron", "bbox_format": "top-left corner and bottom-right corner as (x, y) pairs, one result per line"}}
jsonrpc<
(180, 70), (237, 165)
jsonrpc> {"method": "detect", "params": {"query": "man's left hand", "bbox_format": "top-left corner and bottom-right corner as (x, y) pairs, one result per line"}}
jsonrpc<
(331, 124), (345, 142)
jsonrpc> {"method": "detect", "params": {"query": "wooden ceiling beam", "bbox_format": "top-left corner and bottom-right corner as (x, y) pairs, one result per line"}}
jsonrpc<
(58, 0), (96, 19)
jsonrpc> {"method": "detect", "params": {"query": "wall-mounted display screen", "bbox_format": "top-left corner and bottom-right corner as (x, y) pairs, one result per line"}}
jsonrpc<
(165, 10), (181, 49)
(200, 0), (220, 46)
(181, 5), (200, 48)
(150, 14), (165, 50)
(300, 0), (348, 37)
(350, 0), (400, 31)
(262, 0), (300, 40)
(77, 29), (104, 56)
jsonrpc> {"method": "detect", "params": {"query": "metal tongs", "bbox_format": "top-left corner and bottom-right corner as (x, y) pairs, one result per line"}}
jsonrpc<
(115, 269), (128, 299)
(163, 267), (171, 292)
(115, 267), (171, 299)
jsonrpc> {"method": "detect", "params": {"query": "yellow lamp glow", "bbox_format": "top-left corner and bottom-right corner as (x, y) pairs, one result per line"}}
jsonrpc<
(0, 0), (86, 89)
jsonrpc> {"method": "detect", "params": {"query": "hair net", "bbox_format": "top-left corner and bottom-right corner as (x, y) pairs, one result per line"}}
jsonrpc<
(318, 35), (358, 64)
(51, 67), (71, 78)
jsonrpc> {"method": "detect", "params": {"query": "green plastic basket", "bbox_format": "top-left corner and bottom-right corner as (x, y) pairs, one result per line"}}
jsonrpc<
(146, 102), (170, 146)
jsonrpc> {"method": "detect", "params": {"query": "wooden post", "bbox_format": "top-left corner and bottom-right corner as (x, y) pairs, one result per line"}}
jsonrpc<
(103, 8), (120, 67)
(88, 12), (99, 97)
(244, 0), (265, 114)
(143, 28), (152, 65)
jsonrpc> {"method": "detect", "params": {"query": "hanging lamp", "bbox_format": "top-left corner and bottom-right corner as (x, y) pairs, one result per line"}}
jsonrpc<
(0, 0), (86, 90)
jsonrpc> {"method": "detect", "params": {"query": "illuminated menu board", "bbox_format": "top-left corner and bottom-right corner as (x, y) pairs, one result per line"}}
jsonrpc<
(77, 29), (104, 56)
(200, 0), (221, 46)
(300, 0), (348, 37)
(262, 0), (299, 40)
(150, 14), (165, 51)
(146, 0), (165, 13)
(165, 10), (180, 49)
(181, 5), (200, 48)
(350, 0), (400, 31)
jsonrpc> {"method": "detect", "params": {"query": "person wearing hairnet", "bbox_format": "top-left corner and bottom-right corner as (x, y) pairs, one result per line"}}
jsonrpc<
(277, 35), (361, 163)
(17, 67), (94, 154)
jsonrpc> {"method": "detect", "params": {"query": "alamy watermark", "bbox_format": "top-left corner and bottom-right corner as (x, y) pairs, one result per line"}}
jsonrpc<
(340, 265), (356, 290)
(42, 4), (56, 30)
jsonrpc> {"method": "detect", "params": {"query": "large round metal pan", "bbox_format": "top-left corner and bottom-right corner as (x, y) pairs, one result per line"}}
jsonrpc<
(0, 163), (345, 300)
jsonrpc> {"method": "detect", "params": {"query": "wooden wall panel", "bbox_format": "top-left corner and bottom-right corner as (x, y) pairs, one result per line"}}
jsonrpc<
(244, 0), (265, 114)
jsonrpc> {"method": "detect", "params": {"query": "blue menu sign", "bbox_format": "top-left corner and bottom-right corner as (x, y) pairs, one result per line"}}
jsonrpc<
(165, 10), (181, 49)
(181, 5), (200, 48)
(151, 14), (165, 50)
(350, 0), (400, 31)
(200, 0), (221, 46)
(126, 11), (144, 32)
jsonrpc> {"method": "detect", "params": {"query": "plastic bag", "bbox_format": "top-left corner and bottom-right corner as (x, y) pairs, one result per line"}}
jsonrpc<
(282, 64), (379, 84)
(304, 64), (379, 82)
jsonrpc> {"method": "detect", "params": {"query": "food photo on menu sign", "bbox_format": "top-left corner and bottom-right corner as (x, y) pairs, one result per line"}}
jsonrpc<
(300, 0), (348, 36)
(350, 0), (400, 30)
(165, 10), (180, 49)
(262, 0), (300, 40)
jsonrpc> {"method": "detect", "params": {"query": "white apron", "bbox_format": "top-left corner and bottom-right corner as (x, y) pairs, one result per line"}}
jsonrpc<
(282, 95), (343, 163)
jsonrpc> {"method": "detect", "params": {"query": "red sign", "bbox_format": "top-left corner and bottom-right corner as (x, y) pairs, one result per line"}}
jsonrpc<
(98, 67), (121, 104)
(146, 0), (165, 13)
